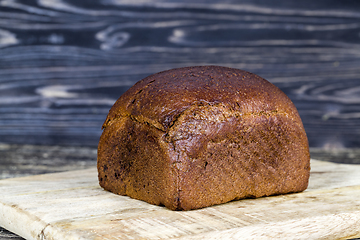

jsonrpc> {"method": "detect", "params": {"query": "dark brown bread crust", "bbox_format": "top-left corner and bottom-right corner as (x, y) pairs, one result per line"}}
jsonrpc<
(97, 65), (310, 210)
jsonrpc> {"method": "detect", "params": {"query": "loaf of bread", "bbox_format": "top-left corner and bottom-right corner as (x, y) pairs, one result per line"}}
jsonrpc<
(97, 65), (310, 211)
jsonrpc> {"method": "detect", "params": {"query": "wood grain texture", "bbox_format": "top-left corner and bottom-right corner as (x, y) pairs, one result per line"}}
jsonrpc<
(0, 0), (360, 148)
(0, 143), (97, 179)
(0, 227), (24, 240)
(1, 159), (360, 240)
(2, 143), (360, 178)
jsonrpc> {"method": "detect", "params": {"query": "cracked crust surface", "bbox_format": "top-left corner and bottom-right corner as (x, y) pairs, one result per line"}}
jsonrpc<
(97, 66), (310, 210)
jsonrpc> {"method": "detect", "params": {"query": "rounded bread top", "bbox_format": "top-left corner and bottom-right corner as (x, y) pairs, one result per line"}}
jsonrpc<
(103, 65), (301, 131)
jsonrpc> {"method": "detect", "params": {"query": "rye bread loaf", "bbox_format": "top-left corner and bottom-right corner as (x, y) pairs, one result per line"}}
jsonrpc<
(97, 65), (310, 211)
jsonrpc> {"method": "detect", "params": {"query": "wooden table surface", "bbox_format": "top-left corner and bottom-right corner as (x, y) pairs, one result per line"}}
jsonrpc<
(0, 0), (360, 239)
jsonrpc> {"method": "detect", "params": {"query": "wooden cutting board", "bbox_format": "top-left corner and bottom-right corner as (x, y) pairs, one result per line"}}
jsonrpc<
(1, 159), (360, 240)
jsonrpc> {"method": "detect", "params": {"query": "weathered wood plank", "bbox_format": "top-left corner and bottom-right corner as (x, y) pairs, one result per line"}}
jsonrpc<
(0, 144), (97, 179)
(0, 0), (360, 147)
(1, 159), (360, 240)
(3, 144), (360, 180)
(0, 227), (25, 240)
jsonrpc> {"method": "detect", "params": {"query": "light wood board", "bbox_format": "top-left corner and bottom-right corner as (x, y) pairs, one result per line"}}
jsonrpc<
(1, 159), (360, 240)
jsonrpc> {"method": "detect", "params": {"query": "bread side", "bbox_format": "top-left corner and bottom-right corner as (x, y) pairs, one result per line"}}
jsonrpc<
(97, 66), (310, 210)
(166, 103), (309, 210)
(98, 116), (181, 210)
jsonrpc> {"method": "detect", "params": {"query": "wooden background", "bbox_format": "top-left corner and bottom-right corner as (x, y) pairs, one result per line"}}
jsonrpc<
(1, 0), (360, 148)
(0, 0), (360, 239)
